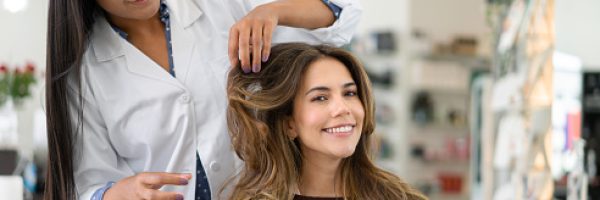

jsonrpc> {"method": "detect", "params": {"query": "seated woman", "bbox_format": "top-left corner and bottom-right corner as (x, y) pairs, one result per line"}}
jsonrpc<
(226, 43), (426, 200)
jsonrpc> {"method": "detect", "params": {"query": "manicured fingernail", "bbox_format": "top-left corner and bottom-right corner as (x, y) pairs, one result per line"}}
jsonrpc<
(243, 67), (250, 73)
(176, 194), (184, 200)
(252, 64), (261, 73)
(180, 178), (189, 185)
(262, 55), (269, 62)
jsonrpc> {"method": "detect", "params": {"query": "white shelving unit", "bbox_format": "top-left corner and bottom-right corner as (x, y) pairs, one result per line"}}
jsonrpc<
(403, 58), (481, 200)
(353, 1), (490, 199)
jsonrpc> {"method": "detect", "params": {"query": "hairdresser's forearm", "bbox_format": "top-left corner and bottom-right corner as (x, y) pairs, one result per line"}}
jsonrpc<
(268, 0), (335, 29)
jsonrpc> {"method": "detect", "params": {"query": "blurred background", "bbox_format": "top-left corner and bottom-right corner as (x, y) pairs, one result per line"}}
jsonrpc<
(1, 0), (599, 199)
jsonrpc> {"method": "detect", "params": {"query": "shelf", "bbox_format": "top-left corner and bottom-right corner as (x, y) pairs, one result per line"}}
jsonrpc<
(412, 87), (470, 96)
(411, 123), (468, 131)
(420, 54), (490, 70)
(412, 158), (470, 166)
(428, 193), (469, 200)
(408, 161), (470, 174)
(409, 123), (469, 136)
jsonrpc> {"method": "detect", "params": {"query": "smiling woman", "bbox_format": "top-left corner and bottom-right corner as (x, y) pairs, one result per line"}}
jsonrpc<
(289, 57), (365, 161)
(226, 43), (426, 200)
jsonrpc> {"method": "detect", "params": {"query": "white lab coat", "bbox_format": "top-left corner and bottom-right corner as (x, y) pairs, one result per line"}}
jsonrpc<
(72, 0), (361, 199)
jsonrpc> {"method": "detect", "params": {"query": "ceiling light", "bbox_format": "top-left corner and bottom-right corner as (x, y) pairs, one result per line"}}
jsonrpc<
(3, 0), (28, 13)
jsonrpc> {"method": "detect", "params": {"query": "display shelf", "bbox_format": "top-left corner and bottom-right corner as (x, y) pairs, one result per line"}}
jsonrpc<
(410, 159), (470, 169)
(477, 0), (556, 199)
(410, 123), (469, 134)
(420, 54), (490, 70)
(406, 161), (471, 200)
(403, 52), (478, 198)
(411, 87), (470, 97)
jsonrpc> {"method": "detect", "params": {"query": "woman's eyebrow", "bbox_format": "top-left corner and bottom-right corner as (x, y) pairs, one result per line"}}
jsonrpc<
(304, 82), (355, 96)
(305, 86), (329, 96)
(343, 82), (356, 88)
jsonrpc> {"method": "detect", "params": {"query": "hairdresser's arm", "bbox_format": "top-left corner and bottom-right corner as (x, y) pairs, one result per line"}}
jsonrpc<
(69, 72), (128, 200)
(229, 0), (361, 73)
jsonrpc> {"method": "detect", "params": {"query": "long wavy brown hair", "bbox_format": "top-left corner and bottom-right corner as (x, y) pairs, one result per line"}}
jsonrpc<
(226, 43), (426, 200)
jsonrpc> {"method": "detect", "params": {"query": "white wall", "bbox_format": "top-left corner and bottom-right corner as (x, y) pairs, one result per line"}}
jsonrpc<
(410, 0), (489, 47)
(555, 0), (600, 70)
(0, 0), (48, 69)
(358, 0), (410, 35)
(0, 0), (48, 159)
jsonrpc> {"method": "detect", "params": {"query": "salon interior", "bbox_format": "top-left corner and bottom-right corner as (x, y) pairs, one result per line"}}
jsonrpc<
(1, 0), (599, 199)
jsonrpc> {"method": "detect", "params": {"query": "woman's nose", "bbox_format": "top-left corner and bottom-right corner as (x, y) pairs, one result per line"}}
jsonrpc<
(330, 97), (351, 117)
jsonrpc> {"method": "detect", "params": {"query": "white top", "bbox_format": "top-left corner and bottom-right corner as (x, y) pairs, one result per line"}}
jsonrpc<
(72, 0), (362, 199)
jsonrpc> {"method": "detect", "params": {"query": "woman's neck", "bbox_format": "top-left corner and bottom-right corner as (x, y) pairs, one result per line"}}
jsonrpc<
(106, 12), (164, 39)
(298, 150), (344, 197)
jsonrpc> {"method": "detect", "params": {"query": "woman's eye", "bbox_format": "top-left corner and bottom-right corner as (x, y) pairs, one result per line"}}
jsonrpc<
(345, 91), (357, 97)
(312, 96), (328, 102)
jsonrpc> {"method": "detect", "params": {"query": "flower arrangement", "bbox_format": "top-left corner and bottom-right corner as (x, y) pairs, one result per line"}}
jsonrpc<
(0, 62), (38, 107)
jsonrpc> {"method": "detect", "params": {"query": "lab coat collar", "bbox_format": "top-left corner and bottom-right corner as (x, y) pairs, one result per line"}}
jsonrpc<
(118, 14), (196, 90)
(165, 0), (204, 28)
(118, 7), (197, 87)
(121, 39), (184, 89)
(91, 0), (203, 62)
(91, 16), (124, 62)
(90, 3), (198, 85)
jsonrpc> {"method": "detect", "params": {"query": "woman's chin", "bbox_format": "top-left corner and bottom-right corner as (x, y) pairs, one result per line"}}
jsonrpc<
(331, 145), (357, 158)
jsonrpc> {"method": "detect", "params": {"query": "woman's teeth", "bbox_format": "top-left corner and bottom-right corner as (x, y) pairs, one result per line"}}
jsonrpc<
(324, 126), (353, 133)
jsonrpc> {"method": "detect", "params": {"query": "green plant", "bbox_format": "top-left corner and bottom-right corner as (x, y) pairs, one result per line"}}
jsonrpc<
(10, 63), (37, 106)
(0, 63), (38, 107)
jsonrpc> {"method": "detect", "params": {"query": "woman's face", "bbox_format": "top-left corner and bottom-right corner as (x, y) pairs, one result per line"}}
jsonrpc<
(96, 0), (160, 20)
(290, 57), (364, 161)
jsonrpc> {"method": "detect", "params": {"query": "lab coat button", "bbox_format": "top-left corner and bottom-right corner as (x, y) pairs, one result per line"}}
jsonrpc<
(180, 94), (190, 103)
(210, 161), (220, 172)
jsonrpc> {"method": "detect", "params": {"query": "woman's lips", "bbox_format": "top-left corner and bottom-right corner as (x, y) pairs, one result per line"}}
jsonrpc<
(322, 125), (355, 137)
(126, 0), (149, 6)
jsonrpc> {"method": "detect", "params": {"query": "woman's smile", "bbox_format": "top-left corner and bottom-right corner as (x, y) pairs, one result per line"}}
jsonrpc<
(322, 124), (356, 137)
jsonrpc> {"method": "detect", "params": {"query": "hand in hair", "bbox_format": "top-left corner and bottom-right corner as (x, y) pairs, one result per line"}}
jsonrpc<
(228, 3), (278, 74)
(228, 0), (336, 74)
(103, 172), (191, 200)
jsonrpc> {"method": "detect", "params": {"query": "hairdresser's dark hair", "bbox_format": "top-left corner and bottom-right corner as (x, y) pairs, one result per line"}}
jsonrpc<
(45, 0), (100, 199)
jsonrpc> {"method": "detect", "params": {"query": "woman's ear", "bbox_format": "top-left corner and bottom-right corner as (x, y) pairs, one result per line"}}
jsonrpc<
(286, 117), (298, 139)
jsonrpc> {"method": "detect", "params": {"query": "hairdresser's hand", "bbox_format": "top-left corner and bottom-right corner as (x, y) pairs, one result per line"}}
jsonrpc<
(103, 172), (191, 200)
(228, 3), (279, 74)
